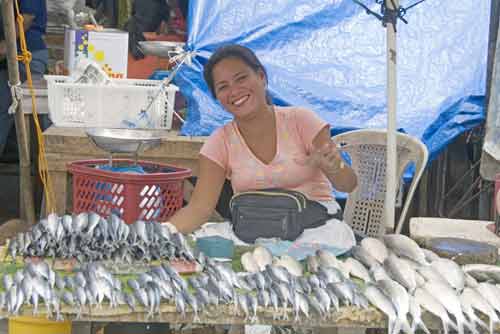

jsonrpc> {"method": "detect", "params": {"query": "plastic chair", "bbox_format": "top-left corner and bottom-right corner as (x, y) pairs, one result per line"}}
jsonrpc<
(332, 129), (428, 237)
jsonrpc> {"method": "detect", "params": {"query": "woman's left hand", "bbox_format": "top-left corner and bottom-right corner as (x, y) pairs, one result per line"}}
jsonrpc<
(295, 140), (344, 174)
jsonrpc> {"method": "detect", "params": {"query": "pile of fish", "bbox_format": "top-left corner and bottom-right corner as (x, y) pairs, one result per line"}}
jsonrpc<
(2, 227), (500, 332)
(5, 212), (197, 263)
(302, 235), (500, 334)
(0, 260), (203, 320)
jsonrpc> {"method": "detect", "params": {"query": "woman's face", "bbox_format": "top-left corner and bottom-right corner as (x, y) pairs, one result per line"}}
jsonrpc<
(212, 57), (267, 120)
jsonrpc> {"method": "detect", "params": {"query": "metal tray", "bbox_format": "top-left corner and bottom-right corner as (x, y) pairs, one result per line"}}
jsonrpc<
(86, 128), (164, 154)
(138, 41), (185, 58)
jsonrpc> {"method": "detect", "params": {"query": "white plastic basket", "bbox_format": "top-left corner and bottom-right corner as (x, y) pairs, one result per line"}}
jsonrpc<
(44, 75), (178, 129)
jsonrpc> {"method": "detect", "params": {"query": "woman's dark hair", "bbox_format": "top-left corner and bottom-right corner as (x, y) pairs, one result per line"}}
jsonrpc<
(203, 44), (269, 100)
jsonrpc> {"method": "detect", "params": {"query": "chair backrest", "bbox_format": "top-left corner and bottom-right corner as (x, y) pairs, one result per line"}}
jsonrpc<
(332, 129), (428, 237)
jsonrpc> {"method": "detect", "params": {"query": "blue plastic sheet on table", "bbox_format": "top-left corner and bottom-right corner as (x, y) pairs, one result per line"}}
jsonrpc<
(175, 0), (488, 162)
(255, 238), (348, 261)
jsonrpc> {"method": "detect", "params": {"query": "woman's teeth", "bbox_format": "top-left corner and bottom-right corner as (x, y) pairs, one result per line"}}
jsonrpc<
(233, 95), (249, 106)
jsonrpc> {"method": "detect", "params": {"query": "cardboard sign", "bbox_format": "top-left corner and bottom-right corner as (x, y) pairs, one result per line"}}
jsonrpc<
(64, 28), (129, 78)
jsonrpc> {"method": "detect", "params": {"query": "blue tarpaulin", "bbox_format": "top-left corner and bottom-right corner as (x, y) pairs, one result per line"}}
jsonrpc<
(175, 0), (489, 161)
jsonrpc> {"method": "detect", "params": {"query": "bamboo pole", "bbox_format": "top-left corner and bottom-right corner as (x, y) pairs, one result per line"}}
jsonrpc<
(385, 0), (398, 231)
(1, 0), (36, 225)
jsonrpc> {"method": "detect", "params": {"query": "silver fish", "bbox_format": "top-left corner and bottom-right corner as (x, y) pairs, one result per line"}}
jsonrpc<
(61, 215), (73, 234)
(0, 292), (6, 310)
(194, 287), (210, 307)
(307, 294), (326, 318)
(370, 263), (392, 282)
(247, 294), (258, 322)
(266, 264), (290, 284)
(274, 255), (303, 277)
(363, 284), (397, 334)
(328, 282), (354, 306)
(459, 290), (489, 334)
(61, 291), (74, 306)
(414, 287), (458, 334)
(269, 287), (280, 319)
(73, 212), (89, 234)
(410, 296), (431, 334)
(417, 265), (450, 286)
(461, 287), (499, 334)
(293, 291), (310, 322)
(423, 281), (468, 334)
(252, 246), (273, 271)
(184, 291), (200, 321)
(74, 272), (87, 288)
(174, 291), (186, 318)
(360, 237), (388, 264)
(353, 291), (369, 309)
(431, 258), (465, 291)
(306, 255), (320, 273)
(464, 273), (478, 288)
(54, 273), (66, 290)
(344, 257), (372, 283)
(422, 248), (440, 263)
(325, 287), (340, 311)
(241, 252), (260, 273)
(134, 287), (149, 308)
(351, 245), (379, 269)
(316, 249), (349, 277)
(383, 234), (428, 265)
(383, 254), (417, 293)
(7, 239), (17, 261)
(14, 270), (24, 285)
(378, 279), (412, 334)
(318, 266), (344, 285)
(3, 274), (13, 291)
(475, 283), (500, 314)
(257, 289), (270, 308)
(123, 292), (136, 312)
(462, 264), (500, 283)
(314, 287), (332, 314)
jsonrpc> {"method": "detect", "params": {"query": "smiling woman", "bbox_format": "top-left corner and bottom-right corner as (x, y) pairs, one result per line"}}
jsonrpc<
(164, 44), (358, 239)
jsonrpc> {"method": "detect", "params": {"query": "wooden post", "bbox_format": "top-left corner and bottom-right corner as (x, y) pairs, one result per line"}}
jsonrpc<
(1, 0), (36, 225)
(385, 0), (399, 231)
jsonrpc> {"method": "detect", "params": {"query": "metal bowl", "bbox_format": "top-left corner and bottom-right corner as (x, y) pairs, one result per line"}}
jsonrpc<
(86, 128), (164, 154)
(138, 41), (185, 58)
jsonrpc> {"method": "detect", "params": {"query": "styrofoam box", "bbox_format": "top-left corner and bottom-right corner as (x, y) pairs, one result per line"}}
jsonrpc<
(44, 75), (178, 129)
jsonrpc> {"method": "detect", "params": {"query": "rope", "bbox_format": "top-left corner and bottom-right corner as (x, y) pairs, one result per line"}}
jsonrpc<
(14, 0), (56, 213)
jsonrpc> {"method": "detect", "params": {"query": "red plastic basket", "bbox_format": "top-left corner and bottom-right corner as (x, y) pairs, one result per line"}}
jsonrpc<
(68, 159), (191, 224)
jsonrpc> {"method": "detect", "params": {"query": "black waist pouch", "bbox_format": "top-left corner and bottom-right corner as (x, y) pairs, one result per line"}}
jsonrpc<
(229, 189), (335, 243)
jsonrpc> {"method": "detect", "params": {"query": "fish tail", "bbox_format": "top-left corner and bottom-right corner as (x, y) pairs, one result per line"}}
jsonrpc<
(387, 319), (395, 334)
(415, 319), (430, 334)
(472, 314), (489, 332)
(392, 320), (402, 334)
(457, 319), (465, 334)
(463, 320), (479, 334)
(401, 318), (413, 334)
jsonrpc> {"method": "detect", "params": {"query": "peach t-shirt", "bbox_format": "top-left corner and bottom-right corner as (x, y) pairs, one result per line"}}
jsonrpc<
(200, 106), (334, 201)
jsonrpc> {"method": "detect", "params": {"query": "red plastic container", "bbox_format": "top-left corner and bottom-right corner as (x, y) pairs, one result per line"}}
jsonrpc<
(68, 159), (191, 224)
